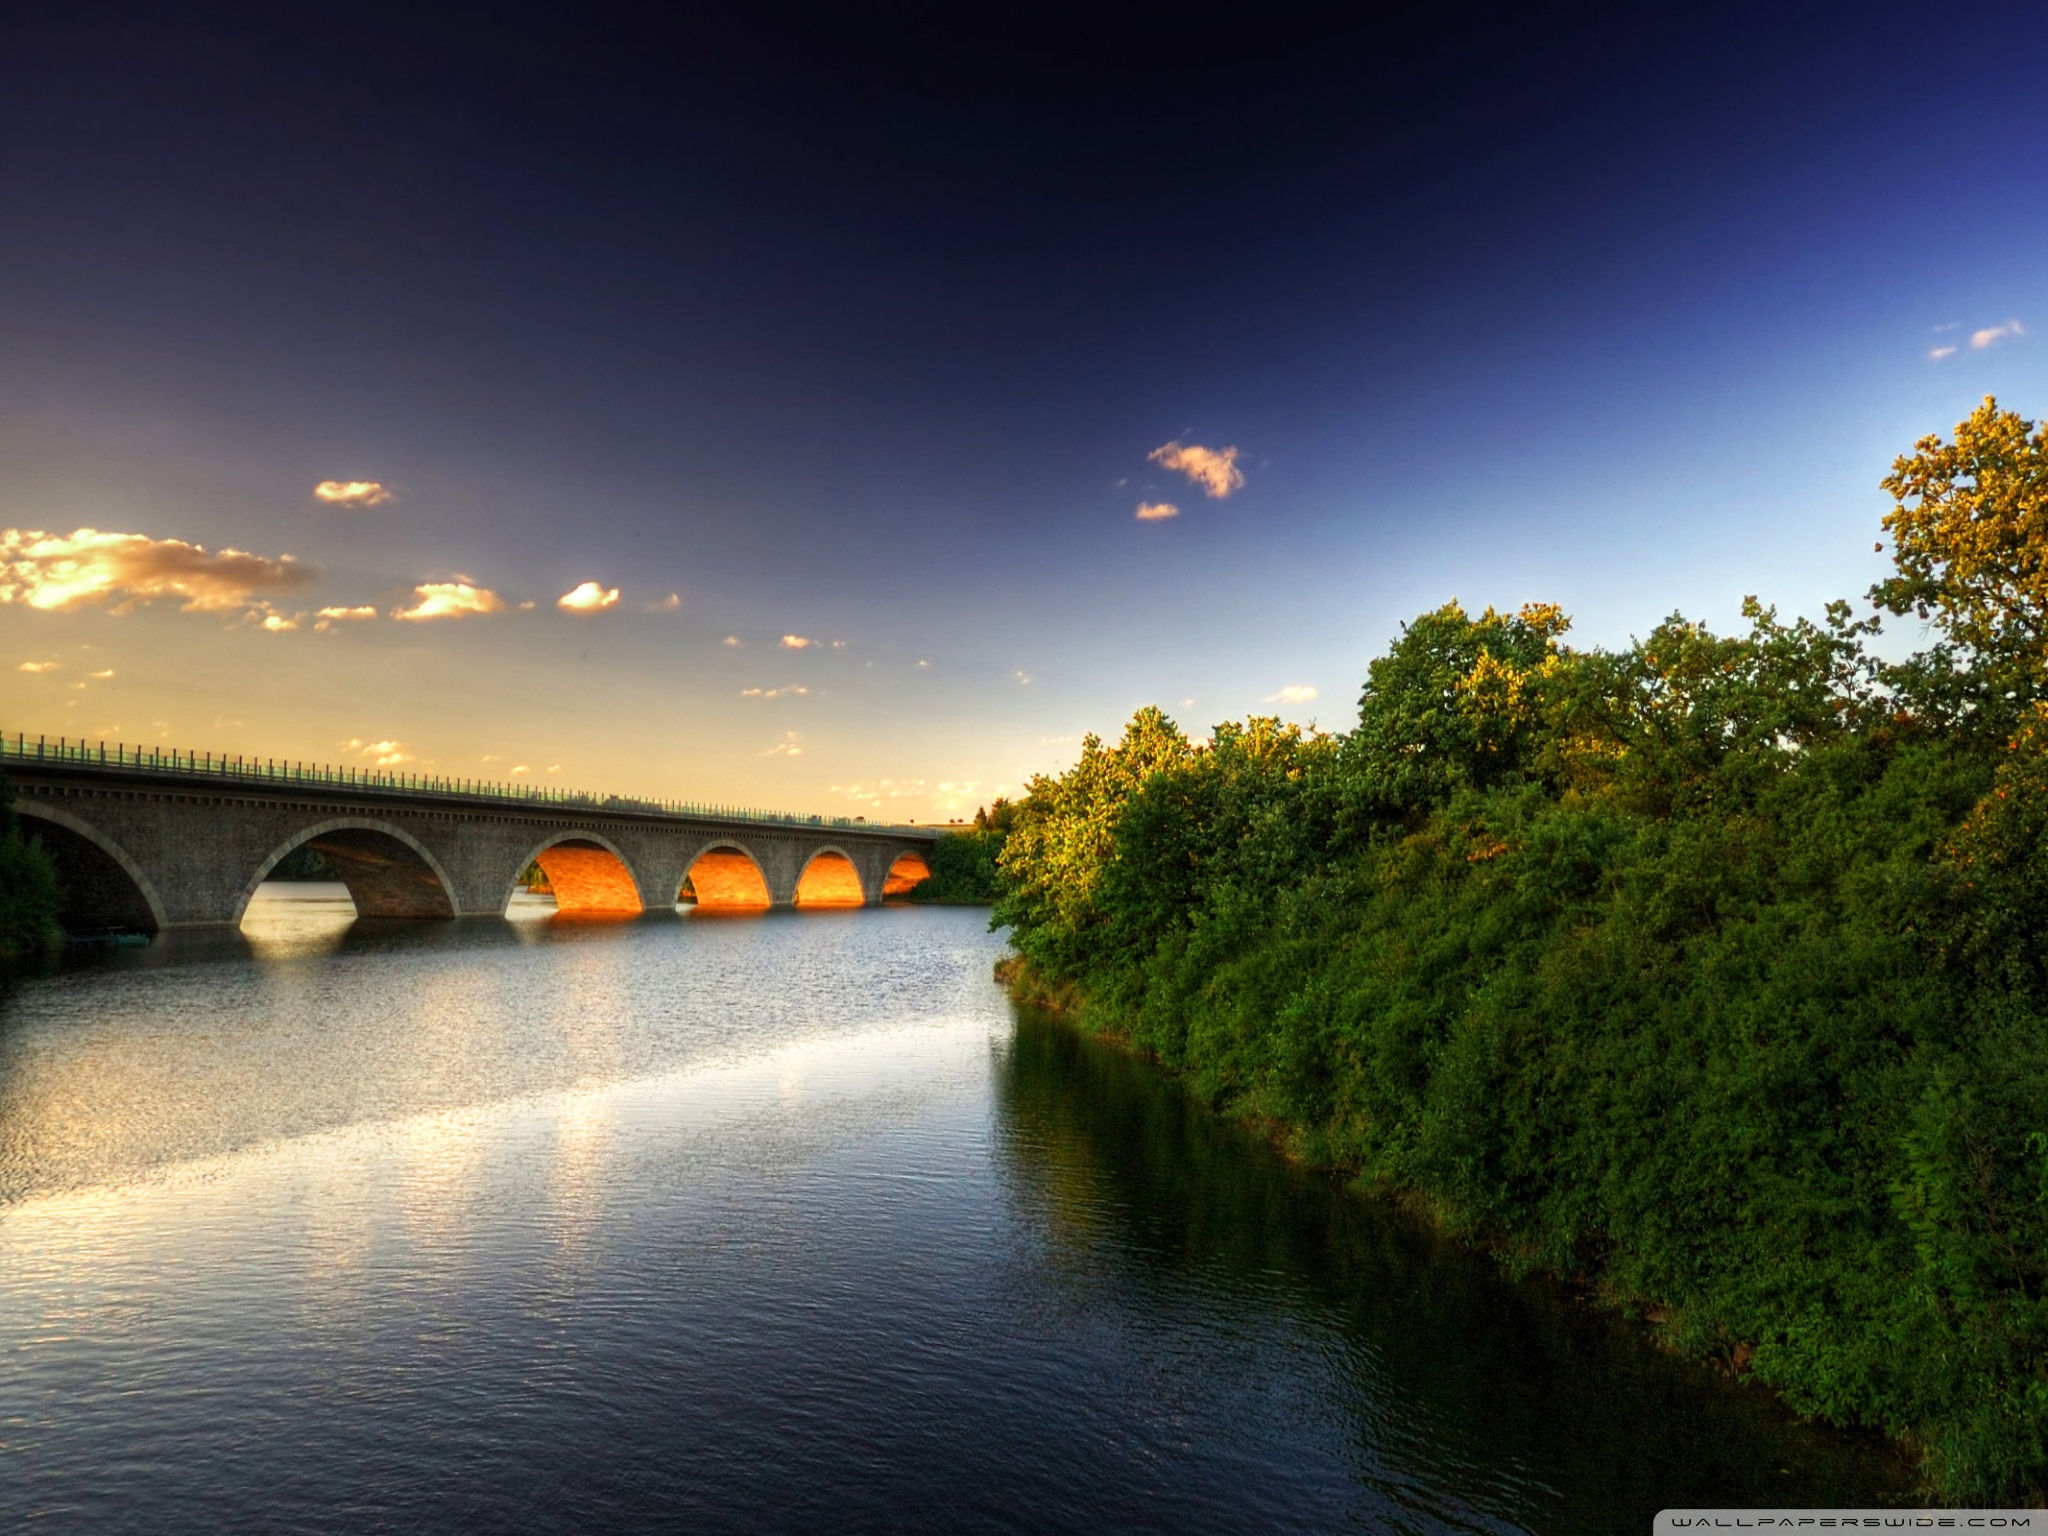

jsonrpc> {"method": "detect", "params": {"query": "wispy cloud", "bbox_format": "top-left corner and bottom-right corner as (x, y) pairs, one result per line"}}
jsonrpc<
(343, 737), (413, 767)
(723, 635), (742, 647)
(314, 605), (377, 631)
(17, 661), (55, 673)
(0, 528), (313, 614)
(393, 580), (505, 621)
(830, 777), (926, 803)
(313, 480), (393, 508)
(646, 593), (681, 613)
(557, 581), (620, 613)
(740, 685), (810, 698)
(1972, 319), (2026, 350)
(1013, 670), (1032, 685)
(1929, 345), (1958, 360)
(1148, 441), (1245, 499)
(764, 731), (803, 757)
(1134, 501), (1179, 522)
(1265, 684), (1318, 704)
(781, 634), (813, 649)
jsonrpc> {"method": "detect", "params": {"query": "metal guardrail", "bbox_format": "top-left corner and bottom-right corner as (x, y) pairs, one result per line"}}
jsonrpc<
(0, 731), (934, 835)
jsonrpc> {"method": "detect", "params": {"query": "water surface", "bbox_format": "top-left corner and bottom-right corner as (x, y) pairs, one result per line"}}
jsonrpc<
(0, 898), (1911, 1532)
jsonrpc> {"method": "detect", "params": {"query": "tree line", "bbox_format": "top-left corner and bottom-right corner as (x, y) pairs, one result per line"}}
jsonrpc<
(986, 398), (2048, 1501)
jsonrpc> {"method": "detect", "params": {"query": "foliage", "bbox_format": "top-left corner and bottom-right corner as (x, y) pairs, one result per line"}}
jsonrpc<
(905, 807), (1012, 904)
(0, 776), (60, 961)
(1875, 397), (2048, 708)
(992, 399), (2048, 1500)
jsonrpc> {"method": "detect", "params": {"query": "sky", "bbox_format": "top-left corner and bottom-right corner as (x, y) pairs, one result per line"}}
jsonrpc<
(1, 2), (2044, 821)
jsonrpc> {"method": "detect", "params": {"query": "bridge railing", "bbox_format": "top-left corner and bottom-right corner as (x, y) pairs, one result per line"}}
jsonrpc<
(0, 732), (935, 834)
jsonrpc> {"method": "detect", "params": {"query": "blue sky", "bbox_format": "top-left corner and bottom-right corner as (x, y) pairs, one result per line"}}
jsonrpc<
(0, 3), (2043, 818)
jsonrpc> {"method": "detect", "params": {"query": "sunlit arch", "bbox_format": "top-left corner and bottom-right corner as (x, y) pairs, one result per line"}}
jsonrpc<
(795, 846), (865, 907)
(513, 832), (645, 916)
(681, 843), (772, 909)
(882, 850), (931, 901)
(15, 801), (169, 934)
(241, 819), (457, 924)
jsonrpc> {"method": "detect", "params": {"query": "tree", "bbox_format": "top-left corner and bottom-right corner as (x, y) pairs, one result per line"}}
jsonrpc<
(1874, 396), (2048, 689)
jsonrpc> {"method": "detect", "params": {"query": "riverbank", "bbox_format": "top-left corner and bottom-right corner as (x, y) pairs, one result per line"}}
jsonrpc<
(982, 405), (2048, 1503)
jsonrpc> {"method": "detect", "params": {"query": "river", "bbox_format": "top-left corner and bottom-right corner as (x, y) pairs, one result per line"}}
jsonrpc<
(0, 892), (1911, 1532)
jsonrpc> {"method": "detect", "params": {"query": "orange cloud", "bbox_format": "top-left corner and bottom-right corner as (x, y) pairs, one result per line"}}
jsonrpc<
(17, 661), (55, 673)
(1134, 501), (1179, 521)
(392, 581), (505, 621)
(314, 605), (377, 631)
(781, 634), (813, 649)
(313, 480), (393, 507)
(1148, 441), (1244, 499)
(0, 527), (313, 614)
(344, 736), (413, 767)
(558, 581), (621, 613)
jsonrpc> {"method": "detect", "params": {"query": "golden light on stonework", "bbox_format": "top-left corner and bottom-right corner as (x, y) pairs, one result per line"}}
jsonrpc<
(795, 852), (863, 906)
(683, 848), (772, 908)
(883, 852), (930, 899)
(531, 842), (642, 915)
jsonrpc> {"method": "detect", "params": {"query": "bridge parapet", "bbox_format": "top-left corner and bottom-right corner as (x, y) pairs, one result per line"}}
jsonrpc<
(0, 732), (922, 835)
(2, 733), (944, 932)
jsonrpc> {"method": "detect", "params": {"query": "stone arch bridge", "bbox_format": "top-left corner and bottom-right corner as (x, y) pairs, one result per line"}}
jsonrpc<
(3, 741), (941, 933)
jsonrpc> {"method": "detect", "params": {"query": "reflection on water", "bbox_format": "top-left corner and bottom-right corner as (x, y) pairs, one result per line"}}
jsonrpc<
(0, 909), (1909, 1533)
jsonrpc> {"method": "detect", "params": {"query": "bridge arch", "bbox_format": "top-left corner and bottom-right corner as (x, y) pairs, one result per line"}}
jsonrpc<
(883, 849), (932, 900)
(795, 844), (867, 907)
(514, 831), (645, 916)
(241, 819), (458, 925)
(680, 841), (772, 909)
(15, 801), (170, 935)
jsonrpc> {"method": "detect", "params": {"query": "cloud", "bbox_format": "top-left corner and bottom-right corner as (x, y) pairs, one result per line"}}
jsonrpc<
(254, 605), (301, 632)
(765, 731), (803, 756)
(1148, 441), (1245, 499)
(313, 480), (393, 507)
(829, 777), (927, 803)
(557, 580), (621, 613)
(1929, 345), (1958, 360)
(723, 635), (742, 647)
(0, 527), (313, 614)
(392, 581), (505, 621)
(17, 661), (55, 673)
(344, 737), (413, 767)
(646, 593), (681, 613)
(781, 634), (812, 649)
(314, 605), (377, 631)
(1972, 319), (2025, 350)
(1134, 501), (1179, 522)
(511, 764), (531, 775)
(89, 669), (113, 679)
(1264, 684), (1318, 704)
(740, 685), (810, 698)
(1013, 670), (1032, 685)
(830, 639), (847, 649)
